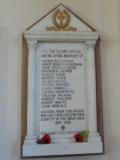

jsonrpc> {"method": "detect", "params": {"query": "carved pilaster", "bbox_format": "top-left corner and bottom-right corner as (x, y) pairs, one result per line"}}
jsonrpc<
(24, 40), (37, 144)
(86, 41), (101, 142)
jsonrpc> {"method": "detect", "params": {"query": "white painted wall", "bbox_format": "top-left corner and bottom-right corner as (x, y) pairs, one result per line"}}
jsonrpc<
(0, 0), (120, 160)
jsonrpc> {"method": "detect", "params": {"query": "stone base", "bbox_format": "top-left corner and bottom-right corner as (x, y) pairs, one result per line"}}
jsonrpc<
(24, 136), (37, 145)
(51, 134), (76, 143)
(22, 142), (103, 157)
(88, 133), (101, 142)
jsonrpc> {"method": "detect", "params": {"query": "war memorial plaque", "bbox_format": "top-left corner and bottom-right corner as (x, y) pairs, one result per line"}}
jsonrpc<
(22, 4), (104, 157)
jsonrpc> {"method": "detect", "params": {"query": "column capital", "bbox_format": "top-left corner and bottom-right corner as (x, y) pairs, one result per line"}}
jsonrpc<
(86, 40), (96, 49)
(27, 40), (37, 48)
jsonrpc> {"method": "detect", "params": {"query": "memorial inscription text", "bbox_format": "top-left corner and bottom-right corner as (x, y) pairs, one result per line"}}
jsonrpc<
(38, 43), (86, 134)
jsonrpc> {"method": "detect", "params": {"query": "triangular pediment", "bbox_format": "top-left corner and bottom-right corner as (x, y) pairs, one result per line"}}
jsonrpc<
(27, 4), (95, 32)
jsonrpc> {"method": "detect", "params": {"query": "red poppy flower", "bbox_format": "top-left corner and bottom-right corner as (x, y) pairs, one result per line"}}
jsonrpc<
(37, 134), (51, 144)
(74, 133), (84, 142)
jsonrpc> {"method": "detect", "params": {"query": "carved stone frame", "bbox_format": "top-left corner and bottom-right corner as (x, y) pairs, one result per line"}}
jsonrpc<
(21, 30), (104, 157)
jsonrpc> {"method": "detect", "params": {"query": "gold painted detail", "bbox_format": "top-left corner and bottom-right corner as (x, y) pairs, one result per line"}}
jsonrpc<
(46, 9), (77, 31)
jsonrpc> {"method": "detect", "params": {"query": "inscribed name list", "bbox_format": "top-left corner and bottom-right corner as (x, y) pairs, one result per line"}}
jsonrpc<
(38, 43), (86, 134)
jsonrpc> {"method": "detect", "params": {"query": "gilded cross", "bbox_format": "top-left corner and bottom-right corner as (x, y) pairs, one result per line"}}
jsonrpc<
(57, 12), (65, 26)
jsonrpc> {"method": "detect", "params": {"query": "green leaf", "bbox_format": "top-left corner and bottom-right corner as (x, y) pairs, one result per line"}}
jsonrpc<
(80, 130), (89, 137)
